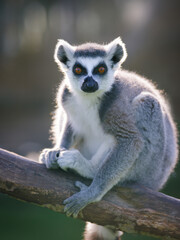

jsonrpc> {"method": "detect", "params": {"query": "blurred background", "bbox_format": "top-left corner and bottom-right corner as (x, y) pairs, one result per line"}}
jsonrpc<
(0, 0), (180, 239)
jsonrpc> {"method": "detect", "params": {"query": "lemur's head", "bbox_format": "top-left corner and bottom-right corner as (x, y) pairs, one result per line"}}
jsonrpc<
(54, 37), (127, 95)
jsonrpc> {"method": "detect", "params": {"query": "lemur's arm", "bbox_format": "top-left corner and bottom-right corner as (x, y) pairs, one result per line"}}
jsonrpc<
(63, 117), (143, 217)
(39, 121), (75, 169)
(57, 139), (113, 178)
(59, 122), (74, 149)
(86, 136), (142, 198)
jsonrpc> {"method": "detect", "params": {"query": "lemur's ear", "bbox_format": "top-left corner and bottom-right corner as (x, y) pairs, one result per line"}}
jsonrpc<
(106, 37), (127, 67)
(54, 39), (75, 69)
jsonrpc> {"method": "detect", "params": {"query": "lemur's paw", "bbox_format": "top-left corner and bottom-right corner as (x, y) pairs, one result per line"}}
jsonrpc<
(57, 149), (80, 172)
(63, 183), (90, 218)
(39, 148), (60, 169)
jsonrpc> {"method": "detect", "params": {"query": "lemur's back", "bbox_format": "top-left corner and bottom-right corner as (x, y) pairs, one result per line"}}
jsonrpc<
(100, 69), (178, 190)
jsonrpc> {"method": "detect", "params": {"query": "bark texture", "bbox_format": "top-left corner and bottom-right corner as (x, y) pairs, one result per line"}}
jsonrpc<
(0, 148), (179, 239)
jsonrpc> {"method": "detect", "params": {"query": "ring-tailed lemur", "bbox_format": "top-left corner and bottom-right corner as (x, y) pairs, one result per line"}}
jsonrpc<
(39, 37), (178, 240)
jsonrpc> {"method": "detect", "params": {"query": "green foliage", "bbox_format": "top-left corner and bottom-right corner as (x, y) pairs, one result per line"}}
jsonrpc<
(0, 194), (84, 240)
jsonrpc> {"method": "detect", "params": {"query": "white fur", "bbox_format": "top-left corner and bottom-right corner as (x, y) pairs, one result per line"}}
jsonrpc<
(55, 83), (115, 178)
(85, 222), (123, 240)
(63, 91), (115, 160)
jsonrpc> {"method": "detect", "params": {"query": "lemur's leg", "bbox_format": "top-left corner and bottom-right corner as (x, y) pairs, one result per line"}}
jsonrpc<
(39, 122), (74, 169)
(57, 138), (114, 179)
(132, 92), (167, 190)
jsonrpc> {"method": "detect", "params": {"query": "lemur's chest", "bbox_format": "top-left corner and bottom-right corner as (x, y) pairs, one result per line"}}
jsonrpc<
(64, 96), (107, 158)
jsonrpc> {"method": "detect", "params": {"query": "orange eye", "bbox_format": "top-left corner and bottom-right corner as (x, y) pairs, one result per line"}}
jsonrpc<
(75, 67), (82, 74)
(98, 67), (105, 74)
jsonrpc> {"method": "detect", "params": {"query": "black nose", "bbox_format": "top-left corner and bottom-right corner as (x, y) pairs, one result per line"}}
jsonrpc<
(81, 77), (99, 93)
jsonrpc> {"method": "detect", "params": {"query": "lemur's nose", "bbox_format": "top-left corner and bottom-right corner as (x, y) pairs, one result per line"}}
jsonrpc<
(81, 76), (98, 93)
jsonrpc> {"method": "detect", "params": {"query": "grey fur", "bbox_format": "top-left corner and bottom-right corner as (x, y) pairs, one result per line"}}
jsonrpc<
(110, 44), (124, 66)
(39, 38), (178, 240)
(57, 45), (69, 65)
(61, 86), (72, 103)
(60, 122), (74, 149)
(74, 43), (106, 58)
(99, 82), (120, 121)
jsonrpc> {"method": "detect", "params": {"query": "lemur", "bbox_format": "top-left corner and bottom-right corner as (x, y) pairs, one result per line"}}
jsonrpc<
(39, 37), (178, 240)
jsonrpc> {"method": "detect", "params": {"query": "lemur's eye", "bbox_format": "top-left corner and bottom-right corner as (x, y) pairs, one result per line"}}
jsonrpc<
(75, 67), (82, 75)
(98, 67), (105, 74)
(93, 62), (107, 75)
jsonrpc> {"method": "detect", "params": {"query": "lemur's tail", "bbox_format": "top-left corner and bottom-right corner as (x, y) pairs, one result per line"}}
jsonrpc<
(84, 222), (123, 240)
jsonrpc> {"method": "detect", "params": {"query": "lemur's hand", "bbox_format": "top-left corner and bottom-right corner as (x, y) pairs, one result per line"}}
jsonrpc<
(64, 181), (94, 218)
(57, 149), (83, 172)
(39, 148), (61, 169)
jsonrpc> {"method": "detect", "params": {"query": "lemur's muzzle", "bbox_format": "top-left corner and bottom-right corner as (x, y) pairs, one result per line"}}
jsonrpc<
(81, 76), (99, 93)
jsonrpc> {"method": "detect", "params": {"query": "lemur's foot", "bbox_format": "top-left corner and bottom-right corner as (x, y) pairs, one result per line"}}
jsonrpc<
(63, 181), (91, 218)
(39, 148), (60, 169)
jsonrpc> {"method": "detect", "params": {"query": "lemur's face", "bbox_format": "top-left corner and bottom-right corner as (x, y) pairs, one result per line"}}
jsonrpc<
(54, 38), (127, 95)
(71, 57), (108, 93)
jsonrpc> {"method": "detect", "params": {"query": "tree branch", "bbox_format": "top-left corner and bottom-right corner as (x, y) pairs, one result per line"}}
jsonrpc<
(0, 148), (179, 239)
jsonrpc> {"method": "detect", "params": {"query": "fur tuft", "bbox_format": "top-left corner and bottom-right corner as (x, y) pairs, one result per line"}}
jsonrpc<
(84, 222), (122, 240)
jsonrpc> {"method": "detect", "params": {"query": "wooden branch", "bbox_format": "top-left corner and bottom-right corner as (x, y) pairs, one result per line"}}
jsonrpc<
(0, 148), (179, 239)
